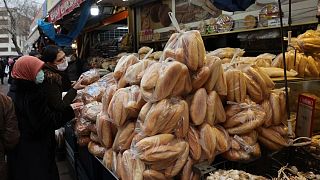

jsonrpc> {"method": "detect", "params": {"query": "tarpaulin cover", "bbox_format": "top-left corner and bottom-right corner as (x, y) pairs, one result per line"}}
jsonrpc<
(37, 0), (92, 46)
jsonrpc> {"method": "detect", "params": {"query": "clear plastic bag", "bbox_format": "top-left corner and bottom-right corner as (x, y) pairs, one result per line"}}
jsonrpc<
(80, 69), (100, 85)
(82, 82), (107, 104)
(204, 55), (227, 96)
(224, 100), (266, 135)
(112, 122), (136, 152)
(81, 101), (103, 122)
(224, 68), (247, 103)
(213, 125), (231, 155)
(199, 123), (216, 162)
(121, 150), (145, 180)
(75, 118), (94, 136)
(140, 59), (191, 102)
(137, 97), (188, 136)
(208, 48), (245, 59)
(113, 54), (139, 81)
(96, 113), (113, 148)
(124, 59), (155, 85)
(107, 85), (146, 126)
(206, 91), (226, 126)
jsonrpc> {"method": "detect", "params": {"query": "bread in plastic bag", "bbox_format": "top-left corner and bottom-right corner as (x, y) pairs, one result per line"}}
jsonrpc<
(222, 131), (261, 162)
(88, 141), (105, 158)
(113, 54), (139, 80)
(138, 97), (188, 136)
(224, 69), (246, 103)
(80, 69), (100, 85)
(204, 55), (227, 95)
(90, 132), (99, 143)
(77, 136), (91, 146)
(121, 150), (145, 180)
(103, 148), (113, 170)
(189, 88), (207, 125)
(260, 67), (298, 77)
(243, 73), (264, 103)
(212, 125), (231, 154)
(140, 59), (191, 102)
(164, 141), (189, 178)
(191, 66), (210, 90)
(125, 59), (155, 85)
(199, 123), (217, 162)
(143, 169), (168, 180)
(96, 113), (113, 148)
(269, 88), (287, 126)
(258, 126), (289, 151)
(208, 47), (245, 59)
(81, 101), (103, 122)
(112, 122), (136, 152)
(260, 100), (273, 127)
(108, 85), (146, 126)
(224, 100), (266, 135)
(75, 118), (95, 136)
(82, 81), (107, 103)
(186, 126), (201, 161)
(101, 83), (117, 114)
(206, 91), (226, 126)
(162, 30), (205, 71)
(297, 29), (320, 53)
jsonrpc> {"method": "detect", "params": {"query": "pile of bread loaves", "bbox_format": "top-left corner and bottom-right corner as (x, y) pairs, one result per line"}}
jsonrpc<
(75, 30), (290, 180)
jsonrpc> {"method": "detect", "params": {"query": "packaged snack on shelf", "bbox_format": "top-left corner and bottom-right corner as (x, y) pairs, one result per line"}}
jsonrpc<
(88, 141), (106, 158)
(112, 121), (136, 152)
(81, 101), (103, 122)
(224, 100), (266, 135)
(113, 54), (139, 81)
(80, 69), (100, 85)
(124, 59), (155, 85)
(96, 113), (113, 148)
(137, 97), (188, 136)
(140, 59), (191, 102)
(108, 85), (146, 126)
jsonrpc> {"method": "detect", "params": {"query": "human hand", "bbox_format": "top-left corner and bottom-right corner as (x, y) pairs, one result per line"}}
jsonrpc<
(71, 102), (84, 110)
(73, 77), (86, 90)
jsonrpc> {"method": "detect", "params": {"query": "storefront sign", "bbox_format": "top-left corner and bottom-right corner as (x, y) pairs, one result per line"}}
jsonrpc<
(47, 0), (60, 13)
(296, 94), (316, 137)
(48, 0), (84, 22)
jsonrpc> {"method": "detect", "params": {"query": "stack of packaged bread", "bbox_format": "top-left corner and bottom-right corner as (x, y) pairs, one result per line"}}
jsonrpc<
(73, 29), (291, 180)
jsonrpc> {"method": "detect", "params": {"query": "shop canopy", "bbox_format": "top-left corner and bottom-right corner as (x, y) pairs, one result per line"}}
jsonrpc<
(37, 0), (92, 46)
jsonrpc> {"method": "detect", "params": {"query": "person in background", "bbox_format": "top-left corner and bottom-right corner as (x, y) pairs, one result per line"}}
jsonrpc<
(0, 92), (19, 180)
(41, 45), (85, 113)
(6, 56), (82, 180)
(7, 57), (20, 85)
(63, 46), (81, 81)
(29, 50), (41, 59)
(0, 58), (5, 84)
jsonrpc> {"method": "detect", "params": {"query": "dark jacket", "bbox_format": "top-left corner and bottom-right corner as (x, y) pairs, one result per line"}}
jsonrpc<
(43, 64), (77, 112)
(0, 60), (5, 78)
(0, 93), (19, 180)
(66, 56), (81, 81)
(7, 79), (74, 180)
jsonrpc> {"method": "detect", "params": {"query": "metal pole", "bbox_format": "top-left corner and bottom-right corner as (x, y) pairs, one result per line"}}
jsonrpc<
(289, 0), (292, 30)
(277, 0), (291, 133)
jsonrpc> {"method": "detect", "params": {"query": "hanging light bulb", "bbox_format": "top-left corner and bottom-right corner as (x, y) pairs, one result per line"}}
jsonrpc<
(90, 3), (99, 16)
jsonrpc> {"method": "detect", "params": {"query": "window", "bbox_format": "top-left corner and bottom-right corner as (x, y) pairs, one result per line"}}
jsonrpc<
(0, 38), (9, 43)
(0, 29), (7, 34)
(0, 11), (8, 17)
(0, 19), (8, 25)
(0, 48), (7, 52)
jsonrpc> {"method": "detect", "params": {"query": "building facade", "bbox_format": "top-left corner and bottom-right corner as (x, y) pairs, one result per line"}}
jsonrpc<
(0, 7), (28, 56)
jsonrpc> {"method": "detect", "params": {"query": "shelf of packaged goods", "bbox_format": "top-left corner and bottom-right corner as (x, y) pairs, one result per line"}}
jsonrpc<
(139, 21), (317, 44)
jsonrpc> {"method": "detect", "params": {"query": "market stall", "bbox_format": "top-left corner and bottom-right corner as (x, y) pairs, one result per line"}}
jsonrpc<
(64, 0), (320, 180)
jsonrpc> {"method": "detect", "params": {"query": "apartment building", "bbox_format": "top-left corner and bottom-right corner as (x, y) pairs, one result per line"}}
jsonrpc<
(0, 7), (28, 56)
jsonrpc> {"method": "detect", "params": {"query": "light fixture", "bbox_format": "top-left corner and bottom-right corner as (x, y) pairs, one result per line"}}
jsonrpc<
(71, 43), (77, 49)
(117, 26), (128, 30)
(122, 0), (128, 1)
(90, 3), (99, 16)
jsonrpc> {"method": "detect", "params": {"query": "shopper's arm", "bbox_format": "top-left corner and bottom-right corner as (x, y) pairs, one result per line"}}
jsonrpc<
(3, 96), (19, 150)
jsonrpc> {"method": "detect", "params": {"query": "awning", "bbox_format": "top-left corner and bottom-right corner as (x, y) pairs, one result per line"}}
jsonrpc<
(48, 0), (85, 23)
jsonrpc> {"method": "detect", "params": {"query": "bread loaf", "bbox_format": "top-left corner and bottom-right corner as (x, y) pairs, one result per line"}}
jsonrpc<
(114, 54), (139, 80)
(96, 114), (113, 148)
(121, 150), (145, 180)
(143, 170), (167, 180)
(258, 127), (288, 146)
(112, 122), (136, 152)
(175, 101), (189, 138)
(270, 92), (281, 125)
(187, 126), (201, 161)
(172, 64), (192, 96)
(88, 141), (105, 158)
(190, 88), (207, 125)
(135, 134), (175, 153)
(258, 136), (283, 151)
(204, 55), (222, 92)
(181, 157), (194, 180)
(213, 126), (230, 154)
(261, 100), (273, 127)
(243, 73), (263, 103)
(214, 67), (228, 96)
(192, 66), (210, 90)
(164, 142), (189, 177)
(199, 123), (216, 161)
(103, 149), (113, 169)
(125, 60), (155, 85)
(226, 116), (265, 135)
(206, 91), (226, 125)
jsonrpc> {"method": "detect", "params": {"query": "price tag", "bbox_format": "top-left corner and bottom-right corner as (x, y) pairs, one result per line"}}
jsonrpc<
(296, 95), (316, 137)
(268, 18), (288, 27)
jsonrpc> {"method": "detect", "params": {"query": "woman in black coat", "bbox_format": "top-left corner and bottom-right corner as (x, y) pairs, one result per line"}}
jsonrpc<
(7, 56), (76, 180)
(41, 45), (85, 112)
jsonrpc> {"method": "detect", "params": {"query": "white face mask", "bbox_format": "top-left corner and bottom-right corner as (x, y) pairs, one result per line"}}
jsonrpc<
(57, 60), (68, 71)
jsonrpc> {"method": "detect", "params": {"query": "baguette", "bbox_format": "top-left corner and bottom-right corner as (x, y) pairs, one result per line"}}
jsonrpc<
(192, 66), (210, 90)
(143, 170), (167, 180)
(204, 55), (221, 91)
(181, 157), (194, 180)
(239, 72), (247, 102)
(187, 126), (201, 161)
(213, 91), (226, 124)
(225, 70), (235, 102)
(307, 56), (319, 77)
(226, 114), (265, 135)
(214, 67), (228, 96)
(190, 88), (207, 125)
(247, 67), (268, 97)
(103, 149), (113, 169)
(138, 102), (152, 123)
(270, 92), (281, 125)
(234, 70), (241, 103)
(175, 101), (189, 138)
(135, 134), (175, 152)
(270, 125), (288, 136)
(108, 88), (129, 126)
(112, 122), (136, 152)
(258, 127), (288, 146)
(212, 126), (230, 153)
(206, 90), (216, 126)
(261, 100), (273, 127)
(298, 53), (307, 77)
(172, 64), (192, 96)
(254, 66), (274, 89)
(183, 32), (199, 71)
(278, 91), (287, 123)
(199, 123), (216, 161)
(165, 142), (189, 177)
(243, 73), (263, 103)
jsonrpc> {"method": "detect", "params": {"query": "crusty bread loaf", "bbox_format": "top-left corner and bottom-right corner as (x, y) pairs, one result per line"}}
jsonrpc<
(164, 142), (189, 177)
(135, 134), (175, 153)
(206, 91), (226, 125)
(204, 55), (222, 92)
(261, 100), (273, 127)
(270, 92), (281, 125)
(213, 126), (230, 154)
(121, 150), (145, 180)
(258, 127), (288, 146)
(258, 136), (283, 151)
(103, 149), (113, 169)
(96, 114), (113, 148)
(172, 64), (192, 96)
(143, 170), (167, 180)
(192, 65), (210, 90)
(190, 88), (207, 125)
(108, 88), (129, 126)
(88, 141), (105, 158)
(138, 46), (152, 55)
(187, 126), (201, 161)
(114, 54), (139, 80)
(226, 115), (265, 135)
(199, 123), (216, 161)
(112, 122), (136, 152)
(125, 60), (155, 85)
(243, 73), (263, 103)
(181, 157), (194, 180)
(175, 101), (189, 138)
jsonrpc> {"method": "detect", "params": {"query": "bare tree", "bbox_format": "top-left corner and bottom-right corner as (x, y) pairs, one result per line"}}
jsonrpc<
(1, 0), (38, 54)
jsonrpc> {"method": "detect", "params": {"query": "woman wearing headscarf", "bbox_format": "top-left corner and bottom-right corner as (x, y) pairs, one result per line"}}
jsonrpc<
(41, 45), (85, 112)
(7, 56), (76, 180)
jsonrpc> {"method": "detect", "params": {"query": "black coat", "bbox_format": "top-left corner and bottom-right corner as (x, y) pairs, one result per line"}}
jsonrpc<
(43, 64), (77, 112)
(7, 79), (75, 180)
